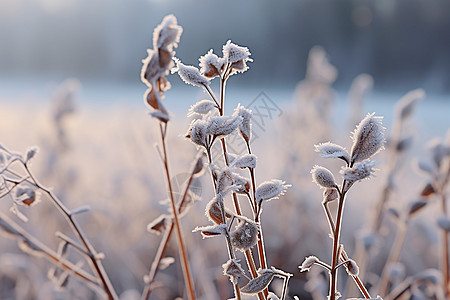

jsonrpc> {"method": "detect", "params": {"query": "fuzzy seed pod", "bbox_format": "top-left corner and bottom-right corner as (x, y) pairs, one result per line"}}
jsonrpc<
(315, 142), (350, 163)
(188, 119), (209, 148)
(255, 179), (290, 204)
(350, 113), (385, 163)
(323, 188), (338, 203)
(227, 153), (257, 169)
(187, 99), (216, 117)
(345, 259), (360, 276)
(299, 256), (319, 272)
(230, 218), (259, 251)
(207, 115), (243, 138)
(311, 166), (336, 189)
(340, 160), (377, 184)
(222, 40), (253, 74)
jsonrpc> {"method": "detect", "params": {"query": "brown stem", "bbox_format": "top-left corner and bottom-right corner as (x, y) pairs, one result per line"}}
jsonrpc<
(441, 192), (450, 297)
(329, 187), (348, 300)
(159, 123), (196, 300)
(23, 164), (118, 300)
(378, 220), (407, 296)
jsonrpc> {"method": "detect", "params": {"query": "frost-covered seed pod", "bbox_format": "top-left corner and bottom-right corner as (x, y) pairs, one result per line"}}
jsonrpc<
(205, 197), (232, 225)
(255, 179), (290, 204)
(314, 142), (350, 163)
(207, 115), (242, 137)
(231, 173), (251, 194)
(340, 160), (377, 184)
(311, 166), (336, 189)
(345, 259), (359, 276)
(299, 256), (319, 272)
(350, 113), (385, 163)
(188, 119), (209, 148)
(227, 153), (257, 169)
(240, 268), (275, 294)
(230, 218), (259, 251)
(187, 100), (216, 117)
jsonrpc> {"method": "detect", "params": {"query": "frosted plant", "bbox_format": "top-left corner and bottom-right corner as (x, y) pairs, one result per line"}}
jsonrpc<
(0, 145), (117, 299)
(174, 38), (291, 300)
(300, 113), (386, 300)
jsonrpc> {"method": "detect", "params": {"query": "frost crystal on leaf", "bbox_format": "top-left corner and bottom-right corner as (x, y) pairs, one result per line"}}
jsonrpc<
(233, 104), (252, 142)
(188, 119), (209, 148)
(350, 113), (385, 163)
(222, 40), (253, 74)
(153, 14), (182, 51)
(230, 218), (259, 251)
(172, 58), (210, 87)
(222, 259), (246, 284)
(207, 115), (243, 138)
(199, 49), (225, 79)
(311, 166), (336, 189)
(340, 160), (378, 183)
(193, 224), (227, 239)
(187, 100), (216, 117)
(240, 268), (275, 294)
(315, 142), (349, 163)
(299, 256), (319, 272)
(255, 179), (290, 204)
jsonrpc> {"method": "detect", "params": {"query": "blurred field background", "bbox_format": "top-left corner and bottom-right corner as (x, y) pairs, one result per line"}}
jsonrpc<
(1, 0), (450, 299)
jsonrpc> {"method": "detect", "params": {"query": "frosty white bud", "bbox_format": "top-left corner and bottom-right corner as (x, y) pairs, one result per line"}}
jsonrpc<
(193, 224), (227, 239)
(207, 115), (243, 137)
(240, 268), (275, 294)
(233, 104), (252, 142)
(25, 146), (39, 163)
(205, 197), (233, 225)
(187, 100), (216, 117)
(153, 14), (182, 51)
(222, 259), (246, 284)
(199, 49), (226, 79)
(345, 259), (359, 276)
(172, 58), (210, 87)
(299, 256), (319, 272)
(188, 119), (209, 148)
(227, 153), (257, 169)
(340, 160), (377, 184)
(311, 166), (337, 189)
(230, 218), (259, 251)
(323, 188), (338, 203)
(149, 110), (170, 123)
(437, 216), (450, 232)
(395, 89), (425, 121)
(255, 179), (290, 204)
(350, 113), (386, 163)
(315, 142), (350, 163)
(15, 187), (40, 207)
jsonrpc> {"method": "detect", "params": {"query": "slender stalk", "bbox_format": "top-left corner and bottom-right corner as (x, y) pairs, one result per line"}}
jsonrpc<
(329, 187), (348, 300)
(441, 192), (450, 297)
(378, 220), (407, 296)
(142, 166), (197, 300)
(159, 123), (196, 300)
(23, 164), (118, 300)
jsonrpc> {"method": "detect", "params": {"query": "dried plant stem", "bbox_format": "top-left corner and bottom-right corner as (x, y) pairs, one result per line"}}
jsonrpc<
(0, 212), (100, 289)
(22, 164), (118, 300)
(378, 220), (407, 296)
(329, 186), (348, 300)
(142, 170), (196, 300)
(441, 192), (450, 297)
(384, 277), (413, 300)
(158, 123), (196, 300)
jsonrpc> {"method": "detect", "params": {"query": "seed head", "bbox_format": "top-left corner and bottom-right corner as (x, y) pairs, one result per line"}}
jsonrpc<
(299, 256), (319, 272)
(230, 217), (259, 251)
(345, 259), (359, 276)
(187, 119), (209, 148)
(187, 100), (216, 117)
(315, 142), (349, 164)
(311, 165), (336, 189)
(207, 115), (242, 138)
(340, 160), (377, 184)
(233, 104), (252, 142)
(227, 153), (257, 169)
(350, 113), (385, 163)
(255, 179), (290, 204)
